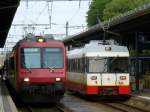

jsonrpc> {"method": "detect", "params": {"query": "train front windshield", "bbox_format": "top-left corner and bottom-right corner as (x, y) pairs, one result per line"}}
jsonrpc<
(43, 48), (63, 68)
(21, 48), (64, 68)
(88, 57), (129, 73)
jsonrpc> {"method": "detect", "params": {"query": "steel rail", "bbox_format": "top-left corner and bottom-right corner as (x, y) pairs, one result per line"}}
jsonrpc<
(101, 102), (148, 112)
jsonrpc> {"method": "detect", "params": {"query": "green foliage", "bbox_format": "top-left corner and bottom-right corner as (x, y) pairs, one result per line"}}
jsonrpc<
(87, 0), (150, 26)
(130, 50), (150, 56)
(103, 0), (150, 20)
(86, 0), (111, 27)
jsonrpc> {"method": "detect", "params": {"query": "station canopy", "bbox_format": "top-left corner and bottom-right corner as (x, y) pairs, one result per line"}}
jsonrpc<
(0, 0), (20, 47)
(63, 4), (150, 46)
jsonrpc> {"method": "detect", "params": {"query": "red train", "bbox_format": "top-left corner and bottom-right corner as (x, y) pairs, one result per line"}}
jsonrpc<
(4, 35), (66, 103)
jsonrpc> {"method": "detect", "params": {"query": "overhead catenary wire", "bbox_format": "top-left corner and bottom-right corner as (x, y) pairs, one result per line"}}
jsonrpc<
(4, 0), (89, 51)
(35, 3), (48, 23)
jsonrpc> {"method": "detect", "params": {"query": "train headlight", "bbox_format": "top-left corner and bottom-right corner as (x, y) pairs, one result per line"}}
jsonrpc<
(24, 77), (30, 82)
(56, 78), (61, 82)
(105, 47), (111, 51)
(37, 38), (45, 42)
(91, 76), (97, 80)
(120, 76), (126, 80)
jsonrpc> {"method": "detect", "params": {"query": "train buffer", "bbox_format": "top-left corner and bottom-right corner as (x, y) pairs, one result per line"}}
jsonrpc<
(0, 79), (18, 112)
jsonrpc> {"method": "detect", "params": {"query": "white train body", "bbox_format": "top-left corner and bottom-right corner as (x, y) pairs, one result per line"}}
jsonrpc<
(67, 41), (130, 95)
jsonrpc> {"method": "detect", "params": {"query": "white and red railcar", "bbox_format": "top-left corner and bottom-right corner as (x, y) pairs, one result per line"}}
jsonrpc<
(5, 35), (66, 103)
(67, 40), (130, 97)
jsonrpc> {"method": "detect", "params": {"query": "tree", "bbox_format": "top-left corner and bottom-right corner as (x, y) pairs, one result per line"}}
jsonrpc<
(103, 0), (150, 20)
(86, 0), (111, 27)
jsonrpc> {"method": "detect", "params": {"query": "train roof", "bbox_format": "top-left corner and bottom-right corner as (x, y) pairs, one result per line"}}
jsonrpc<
(67, 40), (129, 58)
(13, 35), (64, 49)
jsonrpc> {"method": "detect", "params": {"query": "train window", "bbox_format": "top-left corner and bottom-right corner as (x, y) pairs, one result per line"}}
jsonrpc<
(78, 58), (81, 73)
(21, 48), (41, 68)
(43, 48), (63, 68)
(74, 59), (76, 72)
(69, 59), (71, 72)
(67, 58), (85, 73)
(68, 59), (72, 72)
(10, 57), (15, 70)
(76, 59), (78, 72)
(87, 57), (129, 73)
(72, 59), (74, 72)
(81, 58), (84, 73)
(67, 59), (69, 71)
(85, 57), (89, 73)
(108, 57), (129, 73)
(71, 59), (73, 72)
(88, 57), (107, 73)
(78, 59), (80, 72)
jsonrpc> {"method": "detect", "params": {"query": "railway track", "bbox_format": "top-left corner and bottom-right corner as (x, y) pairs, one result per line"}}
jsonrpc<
(63, 93), (149, 112)
(101, 101), (149, 112)
(18, 103), (72, 112)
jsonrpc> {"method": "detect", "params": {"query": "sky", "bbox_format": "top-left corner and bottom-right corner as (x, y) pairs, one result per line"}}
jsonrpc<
(0, 0), (90, 65)
(1, 0), (90, 51)
(9, 1), (89, 38)
(0, 0), (91, 54)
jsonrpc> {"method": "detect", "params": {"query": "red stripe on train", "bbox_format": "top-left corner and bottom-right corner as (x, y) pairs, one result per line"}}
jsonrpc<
(66, 81), (130, 95)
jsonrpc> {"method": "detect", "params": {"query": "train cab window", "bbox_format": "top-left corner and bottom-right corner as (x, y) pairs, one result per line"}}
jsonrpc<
(108, 57), (129, 73)
(43, 48), (63, 68)
(21, 48), (41, 68)
(88, 58), (107, 73)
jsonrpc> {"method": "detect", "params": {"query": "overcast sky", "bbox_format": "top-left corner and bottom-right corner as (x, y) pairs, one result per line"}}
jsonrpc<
(1, 0), (90, 51)
(9, 1), (89, 37)
(0, 0), (90, 63)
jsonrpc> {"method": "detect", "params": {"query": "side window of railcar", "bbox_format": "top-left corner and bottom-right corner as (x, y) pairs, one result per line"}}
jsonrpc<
(69, 59), (72, 72)
(78, 58), (81, 73)
(86, 57), (89, 73)
(10, 57), (15, 70)
(81, 58), (84, 73)
(74, 59), (76, 72)
(73, 59), (75, 72)
(67, 59), (69, 71)
(76, 59), (78, 72)
(70, 59), (73, 72)
(67, 59), (70, 72)
(78, 59), (80, 73)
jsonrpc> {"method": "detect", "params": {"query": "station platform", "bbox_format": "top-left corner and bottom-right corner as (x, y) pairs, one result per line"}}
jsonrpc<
(0, 79), (18, 112)
(132, 89), (150, 100)
(120, 89), (150, 112)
